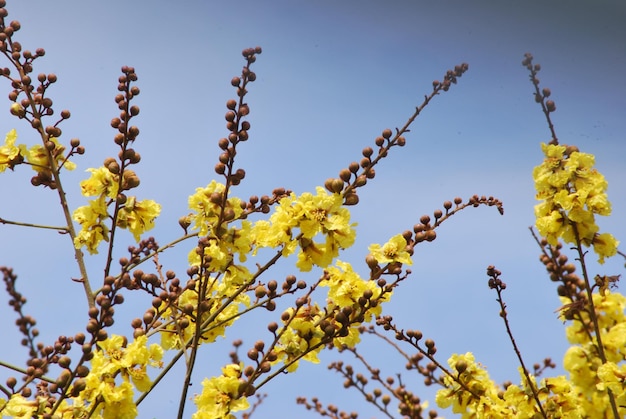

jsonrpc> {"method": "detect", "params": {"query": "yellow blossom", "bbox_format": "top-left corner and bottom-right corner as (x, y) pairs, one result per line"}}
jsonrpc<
(0, 129), (22, 172)
(193, 364), (249, 419)
(273, 305), (325, 372)
(322, 260), (390, 322)
(187, 223), (252, 274)
(0, 394), (38, 418)
(597, 362), (626, 410)
(26, 137), (76, 172)
(533, 142), (618, 263)
(73, 197), (110, 254)
(117, 196), (161, 242)
(80, 167), (119, 198)
(592, 232), (619, 264)
(159, 288), (243, 350)
(187, 180), (244, 236)
(368, 234), (412, 265)
(250, 187), (356, 272)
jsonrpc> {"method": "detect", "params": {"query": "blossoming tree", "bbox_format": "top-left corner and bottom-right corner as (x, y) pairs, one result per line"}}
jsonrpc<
(0, 1), (624, 418)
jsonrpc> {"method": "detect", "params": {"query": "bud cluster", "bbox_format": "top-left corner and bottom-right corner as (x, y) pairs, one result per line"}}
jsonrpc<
(1, 266), (92, 406)
(108, 66), (142, 203)
(0, 3), (85, 189)
(522, 52), (559, 144)
(325, 63), (469, 207)
(215, 46), (262, 187)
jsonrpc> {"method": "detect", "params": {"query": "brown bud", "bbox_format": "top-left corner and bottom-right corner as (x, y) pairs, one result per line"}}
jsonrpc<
(343, 193), (359, 206)
(331, 178), (344, 193)
(324, 178), (335, 193)
(215, 163), (226, 175)
(339, 168), (352, 182)
(365, 254), (378, 269)
(354, 175), (367, 187)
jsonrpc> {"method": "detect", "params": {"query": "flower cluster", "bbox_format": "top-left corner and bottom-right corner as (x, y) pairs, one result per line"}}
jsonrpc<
(435, 353), (586, 418)
(193, 364), (249, 419)
(533, 142), (618, 263)
(158, 285), (248, 351)
(0, 128), (76, 176)
(273, 304), (327, 372)
(73, 165), (161, 254)
(251, 186), (356, 272)
(74, 335), (163, 418)
(561, 291), (626, 414)
(0, 335), (163, 419)
(3, 9), (623, 418)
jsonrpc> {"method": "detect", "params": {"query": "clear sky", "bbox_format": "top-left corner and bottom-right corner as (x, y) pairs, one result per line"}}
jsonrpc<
(1, 0), (625, 418)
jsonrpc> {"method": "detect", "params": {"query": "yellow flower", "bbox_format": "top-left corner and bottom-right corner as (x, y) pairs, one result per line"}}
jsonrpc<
(26, 137), (76, 172)
(250, 187), (356, 271)
(89, 335), (163, 393)
(159, 286), (244, 350)
(563, 345), (600, 392)
(193, 364), (249, 419)
(368, 234), (412, 265)
(74, 203), (110, 253)
(592, 232), (619, 264)
(0, 129), (22, 172)
(597, 362), (626, 410)
(73, 197), (110, 254)
(117, 196), (161, 242)
(80, 167), (119, 198)
(273, 305), (325, 372)
(533, 142), (618, 263)
(436, 352), (503, 415)
(73, 335), (164, 419)
(322, 260), (390, 323)
(0, 393), (37, 418)
(295, 239), (333, 272)
(188, 180), (244, 236)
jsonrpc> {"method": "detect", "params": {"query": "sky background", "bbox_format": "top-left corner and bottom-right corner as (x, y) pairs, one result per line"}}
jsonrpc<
(1, 0), (625, 418)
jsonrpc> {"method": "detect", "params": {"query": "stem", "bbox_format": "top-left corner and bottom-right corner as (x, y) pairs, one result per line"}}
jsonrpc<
(344, 84), (446, 198)
(571, 224), (620, 419)
(0, 360), (55, 384)
(137, 245), (285, 414)
(2, 42), (95, 308)
(342, 347), (406, 419)
(493, 284), (547, 418)
(176, 260), (213, 419)
(0, 217), (69, 231)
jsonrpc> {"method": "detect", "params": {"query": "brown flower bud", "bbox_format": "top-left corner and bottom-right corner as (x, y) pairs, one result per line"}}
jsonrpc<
(365, 254), (378, 269)
(331, 178), (344, 193)
(343, 193), (359, 206)
(354, 175), (367, 187)
(339, 169), (352, 182)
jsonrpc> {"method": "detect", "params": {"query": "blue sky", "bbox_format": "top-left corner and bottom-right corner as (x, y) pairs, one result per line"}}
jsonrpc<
(1, 0), (625, 418)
